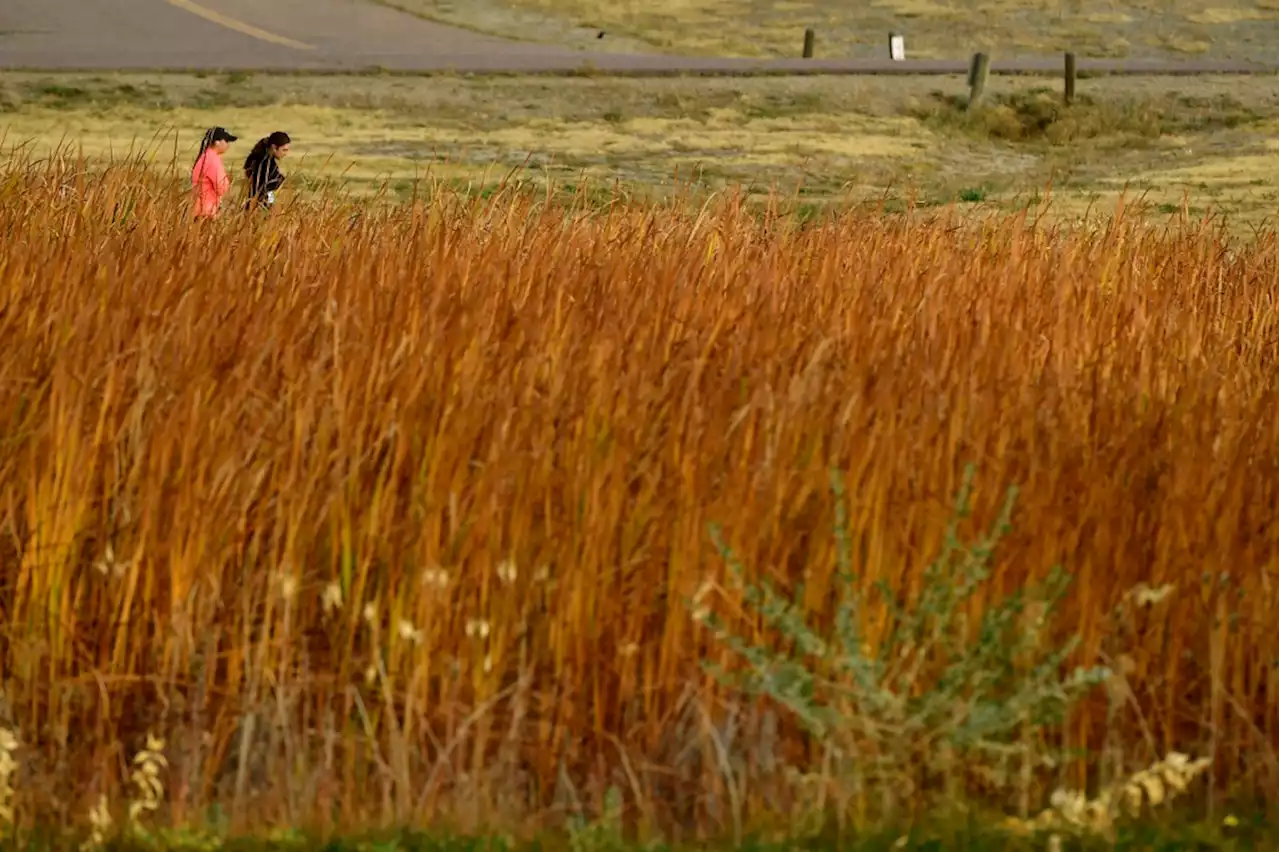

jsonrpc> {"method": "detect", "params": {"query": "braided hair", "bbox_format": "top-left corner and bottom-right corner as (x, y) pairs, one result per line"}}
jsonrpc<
(193, 128), (218, 168)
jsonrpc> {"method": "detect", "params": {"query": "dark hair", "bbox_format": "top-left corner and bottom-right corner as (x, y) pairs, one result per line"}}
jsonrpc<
(248, 131), (292, 161)
(194, 128), (217, 167)
(193, 127), (237, 166)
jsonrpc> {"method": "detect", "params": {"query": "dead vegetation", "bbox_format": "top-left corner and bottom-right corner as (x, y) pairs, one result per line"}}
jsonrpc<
(2, 71), (1276, 227)
(0, 149), (1275, 841)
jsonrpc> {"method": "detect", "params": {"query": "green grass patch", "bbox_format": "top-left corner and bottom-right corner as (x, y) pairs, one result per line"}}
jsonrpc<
(20, 811), (1277, 852)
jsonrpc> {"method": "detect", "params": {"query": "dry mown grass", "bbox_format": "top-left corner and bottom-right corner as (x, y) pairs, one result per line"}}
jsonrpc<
(2, 71), (1276, 231)
(383, 0), (1280, 62)
(0, 150), (1275, 842)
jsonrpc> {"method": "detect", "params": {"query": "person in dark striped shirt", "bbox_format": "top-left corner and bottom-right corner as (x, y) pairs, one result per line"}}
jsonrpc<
(243, 131), (292, 211)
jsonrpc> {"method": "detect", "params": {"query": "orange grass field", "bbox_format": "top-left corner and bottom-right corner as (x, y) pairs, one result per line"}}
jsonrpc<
(0, 152), (1276, 841)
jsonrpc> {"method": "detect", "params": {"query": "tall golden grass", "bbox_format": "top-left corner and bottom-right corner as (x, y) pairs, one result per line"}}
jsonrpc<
(0, 150), (1275, 840)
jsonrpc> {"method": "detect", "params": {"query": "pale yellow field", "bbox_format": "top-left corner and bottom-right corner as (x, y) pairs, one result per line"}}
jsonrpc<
(0, 103), (930, 195)
(380, 0), (1279, 61)
(1, 71), (1275, 228)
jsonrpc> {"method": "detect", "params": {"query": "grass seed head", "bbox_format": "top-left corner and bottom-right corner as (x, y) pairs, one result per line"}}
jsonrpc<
(127, 733), (167, 823)
(93, 543), (129, 578)
(322, 581), (344, 614)
(1127, 582), (1175, 607)
(397, 619), (424, 645)
(80, 795), (113, 852)
(421, 567), (450, 590)
(0, 727), (17, 828)
(1024, 751), (1214, 838)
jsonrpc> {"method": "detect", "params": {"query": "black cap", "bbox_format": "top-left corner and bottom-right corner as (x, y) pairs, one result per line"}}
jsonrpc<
(211, 127), (238, 143)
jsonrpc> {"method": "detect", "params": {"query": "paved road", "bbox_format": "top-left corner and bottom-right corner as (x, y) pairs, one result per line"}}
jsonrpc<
(1, 0), (1274, 74)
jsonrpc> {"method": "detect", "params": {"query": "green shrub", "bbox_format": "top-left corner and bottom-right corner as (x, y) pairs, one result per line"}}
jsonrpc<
(696, 465), (1111, 825)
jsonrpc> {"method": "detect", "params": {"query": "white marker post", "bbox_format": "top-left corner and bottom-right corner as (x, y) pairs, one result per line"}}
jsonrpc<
(889, 32), (905, 61)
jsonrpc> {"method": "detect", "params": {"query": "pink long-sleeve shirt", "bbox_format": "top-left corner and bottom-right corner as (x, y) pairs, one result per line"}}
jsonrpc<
(191, 148), (231, 218)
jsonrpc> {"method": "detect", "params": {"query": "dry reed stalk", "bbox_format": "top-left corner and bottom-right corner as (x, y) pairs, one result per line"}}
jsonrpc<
(0, 148), (1275, 837)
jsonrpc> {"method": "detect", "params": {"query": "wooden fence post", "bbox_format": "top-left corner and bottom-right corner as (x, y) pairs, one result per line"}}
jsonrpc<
(803, 28), (815, 59)
(967, 52), (990, 109)
(1064, 51), (1077, 104)
(889, 32), (905, 61)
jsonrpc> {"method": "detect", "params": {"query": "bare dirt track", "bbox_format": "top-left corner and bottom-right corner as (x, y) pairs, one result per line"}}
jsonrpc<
(0, 0), (1274, 74)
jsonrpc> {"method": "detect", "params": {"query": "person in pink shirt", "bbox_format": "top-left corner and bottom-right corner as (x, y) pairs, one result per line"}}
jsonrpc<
(191, 127), (238, 219)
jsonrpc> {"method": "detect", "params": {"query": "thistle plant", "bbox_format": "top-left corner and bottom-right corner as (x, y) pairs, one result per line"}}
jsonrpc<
(696, 464), (1112, 819)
